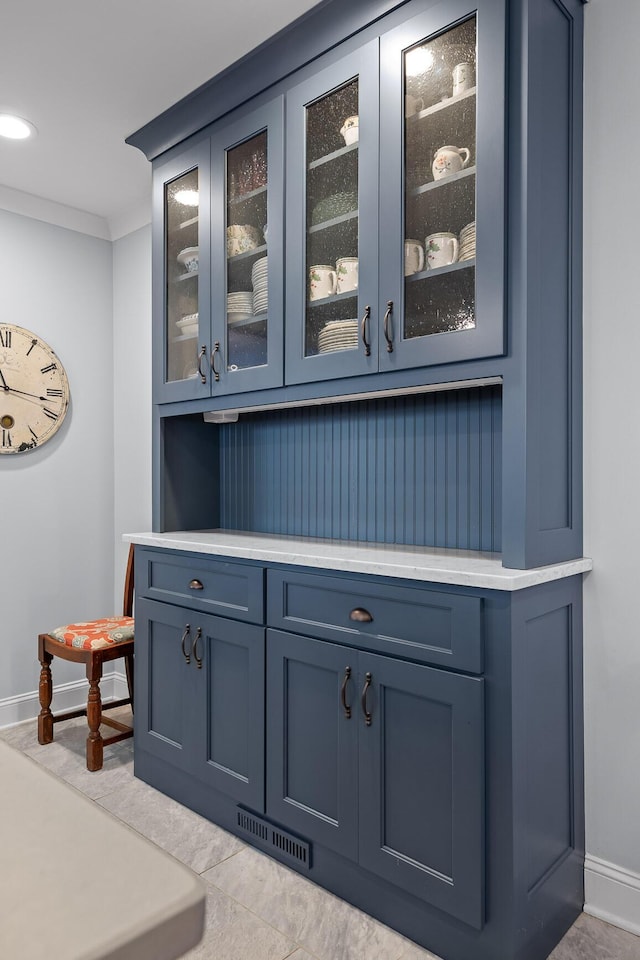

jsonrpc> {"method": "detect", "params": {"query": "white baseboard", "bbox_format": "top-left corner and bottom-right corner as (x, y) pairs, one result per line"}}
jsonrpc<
(584, 854), (640, 937)
(0, 671), (130, 729)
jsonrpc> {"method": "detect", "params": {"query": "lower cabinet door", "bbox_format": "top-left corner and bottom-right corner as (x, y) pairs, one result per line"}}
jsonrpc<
(358, 652), (485, 929)
(266, 629), (358, 859)
(135, 598), (265, 811)
(191, 613), (265, 812)
(135, 598), (199, 774)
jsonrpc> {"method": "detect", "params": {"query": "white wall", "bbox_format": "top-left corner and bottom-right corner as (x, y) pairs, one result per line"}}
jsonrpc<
(582, 0), (640, 934)
(112, 225), (152, 605)
(0, 210), (114, 718)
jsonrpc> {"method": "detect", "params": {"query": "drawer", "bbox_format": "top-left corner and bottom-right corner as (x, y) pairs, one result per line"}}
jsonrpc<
(136, 548), (264, 624)
(267, 569), (482, 673)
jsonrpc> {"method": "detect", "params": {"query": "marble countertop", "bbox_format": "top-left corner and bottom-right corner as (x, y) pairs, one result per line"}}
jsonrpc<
(124, 529), (592, 591)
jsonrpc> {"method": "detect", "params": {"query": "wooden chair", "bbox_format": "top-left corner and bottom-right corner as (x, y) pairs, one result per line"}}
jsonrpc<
(37, 545), (135, 771)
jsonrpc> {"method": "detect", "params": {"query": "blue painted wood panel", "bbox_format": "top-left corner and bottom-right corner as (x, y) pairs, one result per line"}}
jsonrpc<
(358, 651), (484, 928)
(266, 629), (358, 859)
(218, 386), (501, 551)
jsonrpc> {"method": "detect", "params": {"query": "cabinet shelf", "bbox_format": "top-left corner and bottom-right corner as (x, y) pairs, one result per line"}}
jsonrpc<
(406, 259), (475, 282)
(227, 244), (268, 264)
(227, 312), (267, 329)
(308, 142), (358, 171)
(307, 289), (358, 308)
(178, 215), (199, 230)
(411, 166), (476, 198)
(228, 184), (267, 207)
(409, 86), (476, 123)
(309, 210), (358, 234)
(175, 270), (199, 283)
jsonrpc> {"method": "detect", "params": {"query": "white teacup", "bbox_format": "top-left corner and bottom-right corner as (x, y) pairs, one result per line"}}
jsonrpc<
(336, 257), (358, 293)
(404, 240), (425, 276)
(405, 94), (425, 118)
(340, 115), (359, 145)
(432, 145), (471, 181)
(425, 232), (459, 269)
(452, 62), (475, 97)
(309, 264), (337, 300)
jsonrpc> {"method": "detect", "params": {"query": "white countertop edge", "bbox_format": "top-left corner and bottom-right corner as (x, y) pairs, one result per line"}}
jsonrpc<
(124, 531), (593, 591)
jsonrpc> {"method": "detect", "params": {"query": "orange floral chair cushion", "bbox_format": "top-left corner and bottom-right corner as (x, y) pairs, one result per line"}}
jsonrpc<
(49, 616), (135, 651)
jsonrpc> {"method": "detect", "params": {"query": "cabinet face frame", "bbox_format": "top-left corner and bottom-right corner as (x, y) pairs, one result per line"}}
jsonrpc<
(285, 41), (380, 385)
(153, 140), (212, 404)
(210, 97), (285, 395)
(378, 0), (506, 370)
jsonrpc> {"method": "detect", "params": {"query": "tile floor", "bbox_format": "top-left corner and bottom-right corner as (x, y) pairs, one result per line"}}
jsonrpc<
(2, 709), (639, 960)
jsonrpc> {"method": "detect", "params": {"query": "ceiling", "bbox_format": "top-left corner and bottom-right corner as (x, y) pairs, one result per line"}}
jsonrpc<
(0, 0), (320, 239)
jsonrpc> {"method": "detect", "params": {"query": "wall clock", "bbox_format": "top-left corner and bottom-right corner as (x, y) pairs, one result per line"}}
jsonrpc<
(0, 324), (70, 454)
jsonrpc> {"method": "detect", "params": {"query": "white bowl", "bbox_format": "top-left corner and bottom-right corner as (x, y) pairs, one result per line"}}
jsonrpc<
(177, 246), (199, 272)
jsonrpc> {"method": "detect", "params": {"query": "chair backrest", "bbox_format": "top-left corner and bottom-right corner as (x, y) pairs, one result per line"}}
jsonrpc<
(123, 544), (135, 618)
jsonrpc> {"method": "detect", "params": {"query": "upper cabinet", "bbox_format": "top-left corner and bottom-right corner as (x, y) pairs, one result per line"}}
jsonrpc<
(153, 0), (506, 403)
(287, 0), (505, 385)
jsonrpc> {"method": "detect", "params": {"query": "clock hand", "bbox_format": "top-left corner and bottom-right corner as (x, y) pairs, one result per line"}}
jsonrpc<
(0, 368), (9, 391)
(5, 385), (53, 402)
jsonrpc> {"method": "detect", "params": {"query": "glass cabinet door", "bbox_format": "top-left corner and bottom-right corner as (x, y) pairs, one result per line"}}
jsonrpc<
(285, 43), (379, 385)
(153, 141), (211, 403)
(379, 0), (505, 370)
(210, 99), (284, 395)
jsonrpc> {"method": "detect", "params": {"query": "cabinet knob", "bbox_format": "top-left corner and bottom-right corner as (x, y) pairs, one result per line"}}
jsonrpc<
(189, 579), (204, 590)
(349, 607), (373, 623)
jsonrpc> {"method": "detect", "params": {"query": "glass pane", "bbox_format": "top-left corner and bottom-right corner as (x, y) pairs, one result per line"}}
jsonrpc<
(226, 131), (268, 372)
(166, 169), (200, 382)
(305, 78), (359, 358)
(404, 17), (476, 339)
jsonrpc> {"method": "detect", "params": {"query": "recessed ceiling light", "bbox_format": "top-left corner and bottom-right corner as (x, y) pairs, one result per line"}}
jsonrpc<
(0, 114), (37, 140)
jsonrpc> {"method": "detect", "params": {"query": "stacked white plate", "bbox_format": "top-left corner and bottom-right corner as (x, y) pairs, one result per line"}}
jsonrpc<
(227, 291), (253, 325)
(251, 257), (268, 315)
(317, 319), (359, 354)
(459, 221), (476, 261)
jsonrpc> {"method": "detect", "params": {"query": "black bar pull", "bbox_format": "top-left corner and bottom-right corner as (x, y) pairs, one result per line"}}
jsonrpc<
(361, 672), (372, 726)
(210, 341), (221, 382)
(192, 627), (203, 669)
(341, 666), (352, 719)
(180, 624), (191, 664)
(383, 301), (394, 353)
(197, 345), (207, 384)
(361, 305), (371, 356)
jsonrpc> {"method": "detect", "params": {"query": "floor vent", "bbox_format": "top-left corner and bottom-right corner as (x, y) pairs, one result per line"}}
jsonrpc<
(236, 808), (311, 869)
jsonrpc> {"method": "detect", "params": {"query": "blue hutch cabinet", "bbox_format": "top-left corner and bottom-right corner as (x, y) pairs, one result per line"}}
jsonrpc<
(126, 0), (589, 957)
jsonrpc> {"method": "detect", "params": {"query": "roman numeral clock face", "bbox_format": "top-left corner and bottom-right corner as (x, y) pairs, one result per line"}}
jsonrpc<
(0, 325), (70, 454)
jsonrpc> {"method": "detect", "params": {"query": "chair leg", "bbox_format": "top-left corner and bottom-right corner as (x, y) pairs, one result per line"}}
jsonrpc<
(37, 638), (54, 745)
(124, 651), (134, 714)
(86, 659), (104, 771)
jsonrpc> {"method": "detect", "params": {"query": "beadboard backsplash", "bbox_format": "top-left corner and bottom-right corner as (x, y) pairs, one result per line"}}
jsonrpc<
(215, 385), (501, 551)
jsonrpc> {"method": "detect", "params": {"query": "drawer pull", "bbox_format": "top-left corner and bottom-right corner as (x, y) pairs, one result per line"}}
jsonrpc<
(361, 305), (371, 357)
(340, 666), (352, 719)
(192, 627), (203, 669)
(189, 579), (204, 590)
(361, 672), (373, 726)
(210, 341), (221, 382)
(197, 345), (207, 384)
(383, 300), (394, 353)
(180, 624), (191, 664)
(349, 607), (373, 623)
